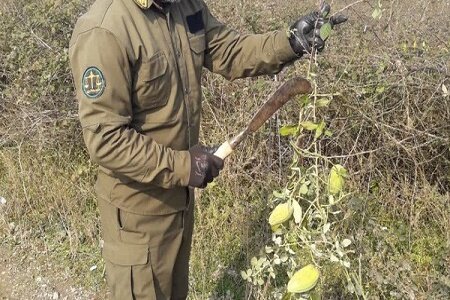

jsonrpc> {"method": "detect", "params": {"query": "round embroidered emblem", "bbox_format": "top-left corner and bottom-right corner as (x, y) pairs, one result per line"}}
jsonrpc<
(82, 67), (106, 99)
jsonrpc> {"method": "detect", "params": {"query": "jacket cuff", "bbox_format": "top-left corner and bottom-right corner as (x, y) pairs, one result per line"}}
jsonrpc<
(274, 30), (299, 63)
(174, 150), (191, 187)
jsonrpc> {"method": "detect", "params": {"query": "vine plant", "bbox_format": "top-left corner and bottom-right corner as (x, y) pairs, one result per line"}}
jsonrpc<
(241, 61), (361, 299)
(241, 2), (382, 299)
(241, 65), (361, 300)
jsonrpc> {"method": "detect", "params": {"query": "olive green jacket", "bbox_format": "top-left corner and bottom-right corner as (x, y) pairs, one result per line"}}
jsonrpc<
(69, 0), (297, 215)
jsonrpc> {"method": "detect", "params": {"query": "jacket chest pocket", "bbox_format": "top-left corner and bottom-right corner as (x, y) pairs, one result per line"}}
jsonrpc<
(188, 33), (206, 78)
(134, 52), (171, 111)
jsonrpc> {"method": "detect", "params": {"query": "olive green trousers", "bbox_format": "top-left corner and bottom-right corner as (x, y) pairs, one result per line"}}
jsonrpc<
(98, 195), (194, 300)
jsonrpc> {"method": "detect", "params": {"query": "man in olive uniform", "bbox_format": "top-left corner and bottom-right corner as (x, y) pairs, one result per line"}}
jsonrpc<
(69, 0), (346, 298)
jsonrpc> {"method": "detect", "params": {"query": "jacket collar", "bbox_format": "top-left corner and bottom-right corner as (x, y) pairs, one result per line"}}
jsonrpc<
(133, 0), (154, 9)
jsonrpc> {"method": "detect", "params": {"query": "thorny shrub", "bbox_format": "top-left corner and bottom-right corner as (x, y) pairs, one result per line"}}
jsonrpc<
(235, 1), (449, 299)
(0, 0), (449, 298)
(0, 0), (87, 148)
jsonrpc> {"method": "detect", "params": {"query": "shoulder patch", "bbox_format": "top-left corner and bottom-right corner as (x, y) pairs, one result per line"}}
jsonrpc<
(186, 10), (204, 34)
(82, 67), (106, 99)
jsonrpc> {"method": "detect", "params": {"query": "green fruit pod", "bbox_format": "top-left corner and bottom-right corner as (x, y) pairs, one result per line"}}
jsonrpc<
(268, 203), (293, 226)
(287, 264), (320, 294)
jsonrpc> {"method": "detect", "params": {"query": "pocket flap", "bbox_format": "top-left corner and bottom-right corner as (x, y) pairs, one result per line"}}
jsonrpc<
(189, 34), (206, 54)
(140, 52), (168, 82)
(102, 241), (149, 266)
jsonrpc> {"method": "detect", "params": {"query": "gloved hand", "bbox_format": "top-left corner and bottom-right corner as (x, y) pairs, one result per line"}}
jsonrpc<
(188, 144), (224, 188)
(288, 2), (348, 56)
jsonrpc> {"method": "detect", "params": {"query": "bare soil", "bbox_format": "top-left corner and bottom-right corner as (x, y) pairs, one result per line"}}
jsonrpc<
(0, 245), (106, 300)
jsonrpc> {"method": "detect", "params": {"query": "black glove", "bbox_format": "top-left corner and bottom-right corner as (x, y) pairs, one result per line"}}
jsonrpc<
(288, 2), (348, 56)
(188, 144), (224, 188)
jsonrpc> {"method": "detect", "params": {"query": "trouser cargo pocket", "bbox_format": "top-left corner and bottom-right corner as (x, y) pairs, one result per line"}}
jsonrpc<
(98, 197), (188, 300)
(103, 242), (157, 300)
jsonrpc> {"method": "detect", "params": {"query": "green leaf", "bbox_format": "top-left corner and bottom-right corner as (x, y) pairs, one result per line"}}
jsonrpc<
(256, 258), (264, 268)
(335, 164), (349, 178)
(323, 222), (331, 234)
(310, 291), (321, 300)
(299, 95), (311, 107)
(376, 85), (385, 94)
(342, 239), (352, 248)
(280, 125), (298, 137)
(325, 130), (333, 137)
(300, 121), (318, 131)
(251, 257), (258, 266)
(442, 84), (448, 96)
(273, 190), (287, 199)
(372, 7), (382, 19)
(329, 170), (343, 195)
(292, 200), (302, 224)
(241, 270), (248, 280)
(316, 98), (331, 107)
(329, 164), (347, 194)
(320, 23), (332, 40)
(315, 120), (326, 139)
(299, 183), (309, 195)
(281, 293), (292, 300)
(328, 195), (335, 205)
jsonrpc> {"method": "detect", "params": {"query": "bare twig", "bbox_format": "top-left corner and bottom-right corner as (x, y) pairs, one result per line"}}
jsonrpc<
(332, 0), (367, 16)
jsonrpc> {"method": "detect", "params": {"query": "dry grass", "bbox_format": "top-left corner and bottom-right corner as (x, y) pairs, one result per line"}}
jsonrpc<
(0, 0), (449, 299)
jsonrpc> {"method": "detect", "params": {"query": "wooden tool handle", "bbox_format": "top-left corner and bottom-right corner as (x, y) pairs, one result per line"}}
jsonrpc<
(214, 77), (312, 160)
(214, 141), (234, 159)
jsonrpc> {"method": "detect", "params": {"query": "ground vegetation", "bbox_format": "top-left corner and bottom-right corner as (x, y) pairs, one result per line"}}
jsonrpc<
(0, 0), (449, 299)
